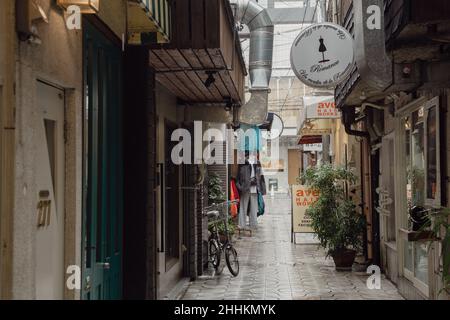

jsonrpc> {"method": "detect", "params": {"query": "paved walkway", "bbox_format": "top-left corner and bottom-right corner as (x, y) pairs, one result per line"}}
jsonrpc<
(180, 194), (403, 300)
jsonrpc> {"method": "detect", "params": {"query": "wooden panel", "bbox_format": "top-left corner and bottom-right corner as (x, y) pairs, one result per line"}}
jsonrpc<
(204, 0), (220, 48)
(175, 0), (191, 48)
(191, 0), (206, 48)
(174, 71), (207, 101)
(166, 49), (191, 69)
(411, 0), (450, 23)
(218, 0), (234, 69)
(153, 49), (179, 69)
(180, 49), (203, 70)
(196, 71), (222, 102)
(156, 73), (190, 101)
(214, 74), (232, 99)
(219, 70), (240, 101)
(193, 49), (215, 69)
(207, 48), (226, 69)
(149, 51), (169, 70)
(185, 71), (215, 101)
(165, 73), (198, 100)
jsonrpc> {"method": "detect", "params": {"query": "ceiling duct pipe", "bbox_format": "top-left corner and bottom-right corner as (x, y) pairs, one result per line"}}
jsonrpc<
(353, 0), (392, 90)
(230, 0), (274, 125)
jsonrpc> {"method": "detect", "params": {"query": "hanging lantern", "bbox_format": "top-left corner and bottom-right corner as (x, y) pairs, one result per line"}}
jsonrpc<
(56, 0), (99, 14)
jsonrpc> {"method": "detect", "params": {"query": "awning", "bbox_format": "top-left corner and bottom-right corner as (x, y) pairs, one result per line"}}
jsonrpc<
(128, 0), (171, 44)
(298, 135), (323, 145)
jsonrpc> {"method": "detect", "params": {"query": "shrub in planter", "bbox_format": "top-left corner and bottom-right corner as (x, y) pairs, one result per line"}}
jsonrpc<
(302, 164), (366, 271)
(208, 173), (226, 205)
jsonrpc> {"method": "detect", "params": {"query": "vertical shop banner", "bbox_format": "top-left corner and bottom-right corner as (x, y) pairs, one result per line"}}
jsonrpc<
(292, 185), (320, 233)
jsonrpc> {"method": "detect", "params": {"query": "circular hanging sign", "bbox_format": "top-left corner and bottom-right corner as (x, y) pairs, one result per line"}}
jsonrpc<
(261, 113), (284, 140)
(290, 23), (354, 88)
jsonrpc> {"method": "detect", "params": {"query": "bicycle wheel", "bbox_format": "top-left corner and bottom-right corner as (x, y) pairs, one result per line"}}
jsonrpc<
(208, 239), (221, 269)
(225, 245), (239, 277)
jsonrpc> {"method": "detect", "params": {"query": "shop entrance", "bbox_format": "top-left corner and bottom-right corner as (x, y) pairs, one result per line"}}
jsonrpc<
(82, 19), (123, 300)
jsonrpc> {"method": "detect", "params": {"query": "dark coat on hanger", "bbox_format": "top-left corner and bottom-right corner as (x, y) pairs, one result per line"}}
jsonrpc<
(236, 161), (267, 195)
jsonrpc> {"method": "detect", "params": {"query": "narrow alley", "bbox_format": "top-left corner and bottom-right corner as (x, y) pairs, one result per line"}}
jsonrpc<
(1, 0), (450, 306)
(180, 196), (403, 300)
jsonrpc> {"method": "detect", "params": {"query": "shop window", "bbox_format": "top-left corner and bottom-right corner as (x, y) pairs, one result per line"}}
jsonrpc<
(405, 108), (426, 209)
(401, 97), (441, 293)
(426, 106), (438, 200)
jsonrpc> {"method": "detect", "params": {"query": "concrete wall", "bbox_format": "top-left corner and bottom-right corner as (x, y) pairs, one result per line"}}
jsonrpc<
(155, 83), (185, 299)
(13, 0), (83, 299)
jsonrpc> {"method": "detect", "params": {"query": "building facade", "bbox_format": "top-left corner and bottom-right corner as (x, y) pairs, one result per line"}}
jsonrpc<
(334, 0), (450, 300)
(0, 0), (246, 300)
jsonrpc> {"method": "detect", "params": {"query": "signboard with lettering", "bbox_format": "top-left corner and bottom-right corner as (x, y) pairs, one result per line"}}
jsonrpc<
(303, 143), (323, 152)
(292, 185), (320, 233)
(290, 23), (354, 88)
(303, 96), (341, 119)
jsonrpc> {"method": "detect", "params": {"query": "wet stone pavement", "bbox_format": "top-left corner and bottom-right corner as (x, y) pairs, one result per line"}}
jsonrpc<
(180, 194), (403, 300)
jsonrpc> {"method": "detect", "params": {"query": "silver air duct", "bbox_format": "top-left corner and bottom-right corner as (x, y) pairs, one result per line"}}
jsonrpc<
(353, 0), (392, 90)
(230, 0), (274, 125)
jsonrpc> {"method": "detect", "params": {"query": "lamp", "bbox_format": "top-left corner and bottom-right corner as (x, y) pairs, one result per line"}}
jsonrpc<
(57, 0), (99, 13)
(204, 71), (216, 88)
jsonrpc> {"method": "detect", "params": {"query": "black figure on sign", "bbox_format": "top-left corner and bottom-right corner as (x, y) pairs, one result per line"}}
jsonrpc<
(318, 36), (330, 63)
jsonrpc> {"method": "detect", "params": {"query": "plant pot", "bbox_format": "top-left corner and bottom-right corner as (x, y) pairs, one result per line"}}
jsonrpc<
(331, 249), (356, 272)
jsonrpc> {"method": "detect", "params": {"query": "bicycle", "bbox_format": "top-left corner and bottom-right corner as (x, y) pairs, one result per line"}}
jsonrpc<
(204, 200), (240, 277)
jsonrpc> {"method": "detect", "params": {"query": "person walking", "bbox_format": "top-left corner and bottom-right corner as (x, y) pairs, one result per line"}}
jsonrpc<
(236, 151), (266, 232)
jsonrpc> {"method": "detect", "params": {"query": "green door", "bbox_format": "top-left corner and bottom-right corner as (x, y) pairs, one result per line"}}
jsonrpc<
(82, 19), (123, 300)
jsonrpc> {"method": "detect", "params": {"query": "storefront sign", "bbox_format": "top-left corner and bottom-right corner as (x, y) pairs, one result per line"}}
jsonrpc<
(291, 23), (354, 88)
(303, 96), (340, 119)
(300, 128), (332, 136)
(292, 185), (320, 233)
(303, 143), (323, 152)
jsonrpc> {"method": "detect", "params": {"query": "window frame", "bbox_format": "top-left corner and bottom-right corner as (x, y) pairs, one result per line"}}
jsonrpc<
(395, 96), (442, 298)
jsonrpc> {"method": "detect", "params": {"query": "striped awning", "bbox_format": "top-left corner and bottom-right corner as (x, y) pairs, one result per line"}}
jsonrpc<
(128, 0), (171, 44)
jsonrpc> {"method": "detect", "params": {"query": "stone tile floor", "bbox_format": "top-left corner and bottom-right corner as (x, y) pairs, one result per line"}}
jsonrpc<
(180, 195), (404, 300)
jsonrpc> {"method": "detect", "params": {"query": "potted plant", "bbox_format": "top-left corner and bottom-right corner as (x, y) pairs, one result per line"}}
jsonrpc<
(207, 173), (226, 205)
(207, 173), (236, 241)
(422, 208), (450, 296)
(302, 164), (366, 271)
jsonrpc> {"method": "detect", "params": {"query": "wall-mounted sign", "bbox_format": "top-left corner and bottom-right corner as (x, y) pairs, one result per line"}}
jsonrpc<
(292, 185), (320, 233)
(303, 96), (340, 119)
(291, 23), (354, 88)
(303, 143), (323, 152)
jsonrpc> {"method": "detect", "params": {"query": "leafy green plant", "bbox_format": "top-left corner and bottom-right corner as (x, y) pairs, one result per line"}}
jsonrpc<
(423, 208), (450, 295)
(208, 173), (226, 205)
(302, 164), (366, 256)
(209, 217), (236, 236)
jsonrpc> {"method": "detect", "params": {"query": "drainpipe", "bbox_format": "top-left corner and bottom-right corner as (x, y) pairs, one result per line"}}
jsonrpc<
(230, 0), (274, 125)
(341, 106), (370, 138)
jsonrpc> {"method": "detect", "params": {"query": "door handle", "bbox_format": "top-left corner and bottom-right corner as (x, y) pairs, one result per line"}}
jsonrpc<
(97, 262), (110, 270)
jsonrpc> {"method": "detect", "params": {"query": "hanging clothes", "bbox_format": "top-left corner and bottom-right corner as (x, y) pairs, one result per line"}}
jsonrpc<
(230, 178), (240, 218)
(257, 191), (265, 217)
